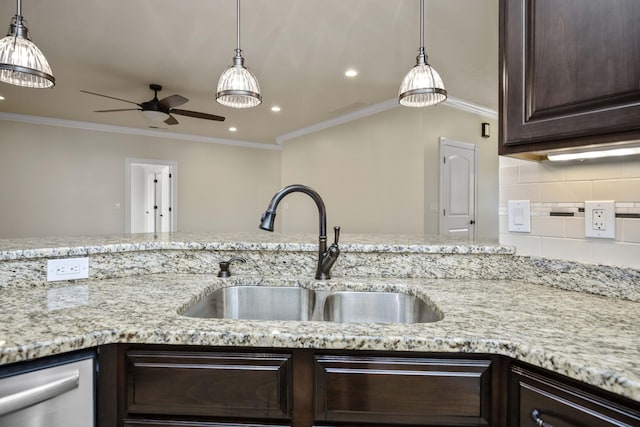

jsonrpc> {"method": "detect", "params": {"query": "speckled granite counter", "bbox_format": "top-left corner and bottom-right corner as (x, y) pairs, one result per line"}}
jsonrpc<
(0, 232), (638, 300)
(0, 232), (514, 260)
(0, 233), (638, 403)
(0, 274), (638, 402)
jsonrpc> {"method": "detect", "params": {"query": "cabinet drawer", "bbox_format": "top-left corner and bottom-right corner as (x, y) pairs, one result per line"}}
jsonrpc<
(511, 366), (640, 427)
(124, 420), (290, 427)
(314, 355), (492, 426)
(126, 350), (292, 419)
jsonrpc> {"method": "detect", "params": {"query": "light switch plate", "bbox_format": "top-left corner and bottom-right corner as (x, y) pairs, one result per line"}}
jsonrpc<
(508, 200), (531, 233)
(585, 201), (615, 239)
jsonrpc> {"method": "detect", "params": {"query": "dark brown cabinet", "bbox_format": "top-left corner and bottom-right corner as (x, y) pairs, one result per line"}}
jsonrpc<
(509, 365), (640, 426)
(499, 0), (640, 157)
(125, 350), (292, 420)
(99, 345), (499, 427)
(98, 345), (640, 427)
(314, 355), (492, 426)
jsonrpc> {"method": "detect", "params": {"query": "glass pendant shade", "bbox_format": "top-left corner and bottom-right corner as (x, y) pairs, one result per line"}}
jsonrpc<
(216, 51), (262, 108)
(215, 0), (262, 109)
(398, 53), (447, 107)
(0, 8), (55, 89)
(398, 0), (445, 107)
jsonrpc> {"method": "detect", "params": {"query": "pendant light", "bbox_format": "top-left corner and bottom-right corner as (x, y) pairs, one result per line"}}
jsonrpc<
(0, 0), (54, 88)
(216, 0), (262, 109)
(398, 0), (446, 107)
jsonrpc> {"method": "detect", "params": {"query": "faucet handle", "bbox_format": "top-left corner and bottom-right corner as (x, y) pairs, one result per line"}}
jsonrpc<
(333, 226), (341, 245)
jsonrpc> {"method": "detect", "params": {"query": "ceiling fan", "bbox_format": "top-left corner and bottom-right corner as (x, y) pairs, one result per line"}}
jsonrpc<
(81, 84), (225, 125)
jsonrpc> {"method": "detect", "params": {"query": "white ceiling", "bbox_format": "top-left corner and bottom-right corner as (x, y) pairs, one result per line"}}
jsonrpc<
(0, 0), (498, 145)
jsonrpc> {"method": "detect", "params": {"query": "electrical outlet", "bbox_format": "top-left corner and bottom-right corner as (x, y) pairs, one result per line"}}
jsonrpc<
(585, 201), (615, 239)
(47, 257), (89, 282)
(592, 209), (606, 230)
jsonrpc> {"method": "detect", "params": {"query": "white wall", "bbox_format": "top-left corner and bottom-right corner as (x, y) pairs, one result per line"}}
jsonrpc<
(280, 105), (499, 239)
(130, 164), (146, 232)
(0, 120), (281, 237)
(499, 156), (640, 268)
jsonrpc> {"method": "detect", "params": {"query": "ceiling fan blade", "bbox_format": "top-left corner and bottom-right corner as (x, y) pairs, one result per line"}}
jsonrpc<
(81, 90), (139, 105)
(164, 114), (179, 125)
(158, 95), (188, 109)
(170, 109), (225, 122)
(94, 108), (141, 113)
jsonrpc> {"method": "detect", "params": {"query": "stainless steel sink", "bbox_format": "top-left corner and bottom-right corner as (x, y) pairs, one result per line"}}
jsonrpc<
(322, 291), (442, 324)
(181, 286), (315, 321)
(180, 285), (442, 324)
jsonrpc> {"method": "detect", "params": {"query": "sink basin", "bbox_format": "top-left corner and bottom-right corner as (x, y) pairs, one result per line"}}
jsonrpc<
(323, 291), (442, 324)
(181, 286), (315, 321)
(180, 285), (442, 324)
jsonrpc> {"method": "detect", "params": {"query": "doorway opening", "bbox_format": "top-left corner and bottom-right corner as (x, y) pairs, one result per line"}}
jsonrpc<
(125, 158), (177, 234)
(438, 137), (478, 239)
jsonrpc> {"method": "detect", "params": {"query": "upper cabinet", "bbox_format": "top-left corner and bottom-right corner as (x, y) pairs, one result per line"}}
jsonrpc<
(499, 0), (640, 157)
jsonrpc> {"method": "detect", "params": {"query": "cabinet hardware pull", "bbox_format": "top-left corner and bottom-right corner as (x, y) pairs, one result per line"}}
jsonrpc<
(0, 371), (79, 416)
(531, 409), (554, 427)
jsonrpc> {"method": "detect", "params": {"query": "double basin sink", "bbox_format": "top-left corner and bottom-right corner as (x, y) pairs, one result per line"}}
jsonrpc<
(180, 284), (443, 324)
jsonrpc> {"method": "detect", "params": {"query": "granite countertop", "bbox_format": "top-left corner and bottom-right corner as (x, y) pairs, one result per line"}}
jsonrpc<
(0, 232), (514, 260)
(0, 273), (638, 402)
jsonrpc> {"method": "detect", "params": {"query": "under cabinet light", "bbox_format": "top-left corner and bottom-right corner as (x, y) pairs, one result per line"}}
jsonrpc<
(547, 144), (640, 161)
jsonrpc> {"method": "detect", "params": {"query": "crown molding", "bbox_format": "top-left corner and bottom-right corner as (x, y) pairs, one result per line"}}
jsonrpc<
(441, 96), (499, 120)
(0, 96), (498, 150)
(0, 112), (281, 151)
(276, 98), (399, 144)
(276, 96), (498, 144)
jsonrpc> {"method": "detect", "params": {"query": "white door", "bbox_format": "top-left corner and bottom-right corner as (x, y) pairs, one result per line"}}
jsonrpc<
(126, 159), (177, 234)
(439, 137), (477, 239)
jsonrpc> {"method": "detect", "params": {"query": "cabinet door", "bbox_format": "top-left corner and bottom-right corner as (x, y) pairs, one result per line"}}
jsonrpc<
(500, 0), (640, 155)
(124, 421), (289, 427)
(314, 355), (492, 426)
(125, 350), (292, 420)
(510, 366), (640, 426)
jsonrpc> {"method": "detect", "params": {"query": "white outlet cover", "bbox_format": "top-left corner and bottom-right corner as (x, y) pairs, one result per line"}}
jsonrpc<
(47, 257), (89, 282)
(585, 200), (615, 239)
(508, 200), (531, 233)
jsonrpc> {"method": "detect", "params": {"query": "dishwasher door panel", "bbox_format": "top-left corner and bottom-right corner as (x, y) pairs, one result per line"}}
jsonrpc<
(0, 357), (94, 427)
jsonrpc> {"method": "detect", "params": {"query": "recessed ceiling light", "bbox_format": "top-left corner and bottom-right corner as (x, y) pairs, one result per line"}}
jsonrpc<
(271, 106), (281, 112)
(345, 69), (358, 77)
(0, 95), (5, 101)
(229, 127), (237, 132)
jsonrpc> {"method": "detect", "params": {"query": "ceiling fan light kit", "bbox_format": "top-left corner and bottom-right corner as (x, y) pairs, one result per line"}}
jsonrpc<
(141, 109), (171, 123)
(216, 0), (262, 109)
(398, 0), (446, 107)
(0, 0), (55, 88)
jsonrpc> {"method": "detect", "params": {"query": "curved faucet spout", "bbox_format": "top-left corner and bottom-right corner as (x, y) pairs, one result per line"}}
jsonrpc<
(259, 184), (339, 280)
(259, 184), (327, 238)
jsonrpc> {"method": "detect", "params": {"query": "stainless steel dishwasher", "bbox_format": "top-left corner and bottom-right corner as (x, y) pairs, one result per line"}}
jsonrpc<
(0, 351), (95, 426)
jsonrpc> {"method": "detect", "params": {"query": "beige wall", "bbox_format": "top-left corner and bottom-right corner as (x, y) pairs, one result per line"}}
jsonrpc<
(280, 106), (499, 239)
(499, 156), (640, 268)
(0, 120), (281, 237)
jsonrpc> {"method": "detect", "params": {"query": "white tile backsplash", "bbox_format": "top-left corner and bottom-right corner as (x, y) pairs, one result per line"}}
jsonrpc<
(499, 156), (640, 269)
(539, 181), (593, 202)
(593, 179), (640, 201)
(541, 237), (593, 264)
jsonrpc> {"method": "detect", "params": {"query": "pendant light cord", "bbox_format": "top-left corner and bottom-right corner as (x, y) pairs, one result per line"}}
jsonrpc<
(236, 0), (241, 52)
(419, 0), (424, 49)
(17, 0), (22, 16)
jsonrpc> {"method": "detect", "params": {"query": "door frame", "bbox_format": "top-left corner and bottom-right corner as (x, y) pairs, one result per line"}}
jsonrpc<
(125, 158), (178, 234)
(438, 137), (478, 239)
